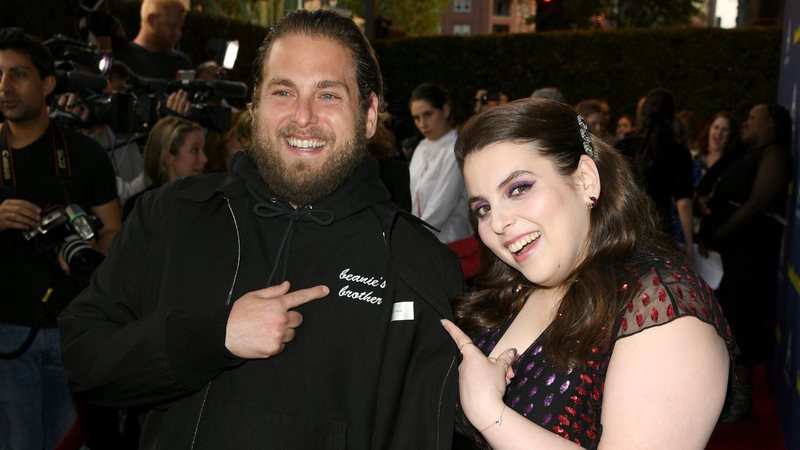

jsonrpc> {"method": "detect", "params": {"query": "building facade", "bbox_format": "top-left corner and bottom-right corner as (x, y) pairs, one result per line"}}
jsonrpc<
(440, 0), (537, 36)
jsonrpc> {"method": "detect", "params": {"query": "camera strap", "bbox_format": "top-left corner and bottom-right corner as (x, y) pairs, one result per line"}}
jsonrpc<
(0, 121), (73, 203)
(0, 288), (53, 360)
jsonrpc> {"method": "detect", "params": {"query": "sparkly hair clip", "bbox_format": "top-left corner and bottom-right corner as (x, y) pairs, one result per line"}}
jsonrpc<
(577, 116), (595, 158)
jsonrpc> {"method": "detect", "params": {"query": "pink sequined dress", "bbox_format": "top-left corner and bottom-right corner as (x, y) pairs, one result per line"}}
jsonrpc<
(455, 256), (736, 449)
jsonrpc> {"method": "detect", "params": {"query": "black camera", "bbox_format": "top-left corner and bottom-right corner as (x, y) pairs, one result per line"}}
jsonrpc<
(480, 92), (502, 105)
(42, 34), (160, 134)
(82, 87), (159, 134)
(48, 70), (160, 135)
(42, 35), (152, 134)
(24, 204), (104, 287)
(44, 34), (111, 82)
(164, 78), (249, 132)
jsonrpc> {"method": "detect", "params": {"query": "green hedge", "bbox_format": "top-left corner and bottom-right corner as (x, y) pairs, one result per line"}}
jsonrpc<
(373, 27), (780, 125)
(3, 1), (779, 125)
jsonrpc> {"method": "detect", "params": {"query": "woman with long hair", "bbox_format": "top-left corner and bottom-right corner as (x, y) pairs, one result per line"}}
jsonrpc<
(694, 112), (742, 174)
(122, 116), (206, 219)
(141, 116), (206, 188)
(442, 98), (735, 449)
(693, 112), (744, 218)
(616, 88), (695, 262)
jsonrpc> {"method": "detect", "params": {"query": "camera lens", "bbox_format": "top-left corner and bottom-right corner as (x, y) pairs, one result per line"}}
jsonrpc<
(61, 235), (104, 286)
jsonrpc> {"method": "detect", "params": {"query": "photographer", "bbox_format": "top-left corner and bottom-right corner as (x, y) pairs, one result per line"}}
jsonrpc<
(56, 62), (149, 206)
(472, 88), (508, 115)
(114, 0), (192, 81)
(0, 28), (119, 449)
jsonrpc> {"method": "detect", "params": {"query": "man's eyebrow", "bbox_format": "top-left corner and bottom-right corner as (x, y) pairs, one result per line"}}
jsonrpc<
(264, 78), (350, 96)
(1, 65), (33, 74)
(317, 80), (350, 95)
(266, 77), (295, 88)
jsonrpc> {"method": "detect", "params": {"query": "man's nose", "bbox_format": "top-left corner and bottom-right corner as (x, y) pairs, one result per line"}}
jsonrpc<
(292, 95), (316, 128)
(0, 73), (10, 91)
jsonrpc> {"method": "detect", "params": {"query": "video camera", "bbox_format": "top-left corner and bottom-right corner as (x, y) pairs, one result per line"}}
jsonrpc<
(164, 76), (249, 132)
(39, 0), (248, 134)
(42, 34), (157, 134)
(480, 92), (502, 105)
(24, 204), (104, 287)
(46, 45), (248, 133)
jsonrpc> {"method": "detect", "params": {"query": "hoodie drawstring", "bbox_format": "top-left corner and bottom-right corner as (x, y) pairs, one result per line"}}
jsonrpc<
(253, 198), (334, 285)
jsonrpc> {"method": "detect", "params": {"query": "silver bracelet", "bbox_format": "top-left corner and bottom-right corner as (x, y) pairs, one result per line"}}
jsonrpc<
(479, 404), (506, 433)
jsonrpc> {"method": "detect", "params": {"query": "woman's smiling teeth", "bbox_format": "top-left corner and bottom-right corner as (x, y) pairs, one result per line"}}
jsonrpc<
(508, 231), (542, 254)
(288, 137), (325, 149)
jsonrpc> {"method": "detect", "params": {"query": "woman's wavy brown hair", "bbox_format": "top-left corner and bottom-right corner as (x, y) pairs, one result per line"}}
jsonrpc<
(453, 98), (676, 370)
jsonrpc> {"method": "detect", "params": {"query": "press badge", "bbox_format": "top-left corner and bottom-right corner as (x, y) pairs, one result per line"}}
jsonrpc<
(391, 301), (414, 321)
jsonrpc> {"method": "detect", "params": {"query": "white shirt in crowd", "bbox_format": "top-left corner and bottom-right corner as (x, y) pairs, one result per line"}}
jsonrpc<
(408, 128), (472, 244)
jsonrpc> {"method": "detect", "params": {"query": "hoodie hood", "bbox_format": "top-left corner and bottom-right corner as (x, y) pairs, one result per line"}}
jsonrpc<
(231, 150), (391, 221)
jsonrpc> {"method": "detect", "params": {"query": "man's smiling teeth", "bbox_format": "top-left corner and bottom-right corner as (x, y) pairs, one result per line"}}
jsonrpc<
(508, 231), (542, 253)
(287, 137), (324, 149)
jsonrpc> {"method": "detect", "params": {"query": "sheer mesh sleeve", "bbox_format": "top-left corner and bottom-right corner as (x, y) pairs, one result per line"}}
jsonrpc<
(615, 257), (736, 353)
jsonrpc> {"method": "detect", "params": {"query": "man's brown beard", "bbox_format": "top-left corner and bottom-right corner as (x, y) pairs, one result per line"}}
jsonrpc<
(250, 115), (366, 206)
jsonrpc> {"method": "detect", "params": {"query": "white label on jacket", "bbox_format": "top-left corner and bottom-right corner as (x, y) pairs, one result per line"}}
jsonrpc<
(391, 302), (414, 321)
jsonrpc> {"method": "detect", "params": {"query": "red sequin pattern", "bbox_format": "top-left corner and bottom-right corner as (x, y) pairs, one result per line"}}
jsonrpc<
(453, 257), (735, 450)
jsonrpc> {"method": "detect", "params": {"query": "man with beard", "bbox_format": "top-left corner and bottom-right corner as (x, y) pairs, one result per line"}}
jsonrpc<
(59, 9), (463, 449)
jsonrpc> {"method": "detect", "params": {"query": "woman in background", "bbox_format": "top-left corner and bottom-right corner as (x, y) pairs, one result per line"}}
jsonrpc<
(122, 116), (206, 219)
(693, 112), (743, 187)
(614, 113), (635, 143)
(408, 82), (472, 245)
(616, 88), (695, 262)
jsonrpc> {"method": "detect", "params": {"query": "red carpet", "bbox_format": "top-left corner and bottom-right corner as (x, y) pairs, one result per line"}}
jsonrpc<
(707, 365), (786, 450)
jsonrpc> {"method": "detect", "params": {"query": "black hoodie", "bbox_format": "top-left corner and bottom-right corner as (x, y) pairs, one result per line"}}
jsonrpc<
(209, 152), (398, 448)
(60, 151), (464, 449)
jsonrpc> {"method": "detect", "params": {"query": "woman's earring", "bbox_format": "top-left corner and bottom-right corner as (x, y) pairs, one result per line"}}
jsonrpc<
(588, 196), (598, 210)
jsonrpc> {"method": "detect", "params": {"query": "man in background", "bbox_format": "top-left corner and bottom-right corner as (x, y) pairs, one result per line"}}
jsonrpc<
(115, 0), (192, 80)
(0, 28), (120, 449)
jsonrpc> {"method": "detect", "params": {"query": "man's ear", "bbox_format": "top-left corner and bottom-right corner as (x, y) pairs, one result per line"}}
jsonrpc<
(576, 154), (601, 199)
(364, 93), (379, 139)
